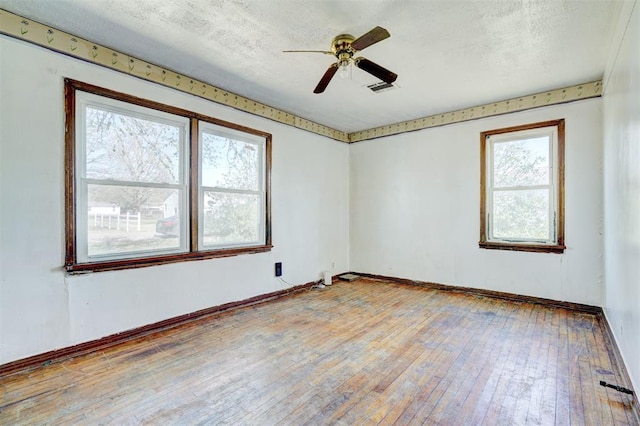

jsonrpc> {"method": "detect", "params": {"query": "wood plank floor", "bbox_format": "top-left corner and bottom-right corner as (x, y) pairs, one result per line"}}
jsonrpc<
(0, 278), (637, 425)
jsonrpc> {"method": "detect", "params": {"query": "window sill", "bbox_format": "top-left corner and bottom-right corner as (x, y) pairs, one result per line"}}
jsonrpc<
(479, 241), (565, 254)
(65, 245), (273, 274)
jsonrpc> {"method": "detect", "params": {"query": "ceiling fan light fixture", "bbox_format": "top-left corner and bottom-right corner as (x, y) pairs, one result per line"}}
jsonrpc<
(339, 60), (350, 79)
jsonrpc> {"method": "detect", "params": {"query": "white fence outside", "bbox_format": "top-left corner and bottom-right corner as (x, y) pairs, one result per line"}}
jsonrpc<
(91, 211), (141, 232)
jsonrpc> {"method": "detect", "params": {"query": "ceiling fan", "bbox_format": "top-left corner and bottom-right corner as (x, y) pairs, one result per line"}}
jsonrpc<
(284, 26), (398, 94)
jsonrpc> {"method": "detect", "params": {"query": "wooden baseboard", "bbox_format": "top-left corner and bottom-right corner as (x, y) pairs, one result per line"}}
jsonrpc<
(351, 272), (602, 314)
(600, 310), (640, 423)
(0, 279), (320, 377)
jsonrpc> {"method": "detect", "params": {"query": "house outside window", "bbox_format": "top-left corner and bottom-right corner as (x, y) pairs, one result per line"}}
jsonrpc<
(479, 119), (565, 253)
(65, 79), (271, 272)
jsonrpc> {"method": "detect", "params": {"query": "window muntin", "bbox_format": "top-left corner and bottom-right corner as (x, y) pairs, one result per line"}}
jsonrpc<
(65, 79), (272, 272)
(480, 120), (565, 253)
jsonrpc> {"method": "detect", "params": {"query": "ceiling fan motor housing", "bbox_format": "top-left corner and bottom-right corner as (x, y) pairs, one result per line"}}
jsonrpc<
(332, 34), (355, 66)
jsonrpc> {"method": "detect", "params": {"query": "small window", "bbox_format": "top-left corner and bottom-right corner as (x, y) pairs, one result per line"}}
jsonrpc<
(65, 79), (272, 272)
(479, 120), (565, 253)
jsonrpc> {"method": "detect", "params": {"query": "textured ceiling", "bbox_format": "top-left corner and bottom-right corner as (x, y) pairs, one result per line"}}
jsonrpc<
(0, 0), (625, 133)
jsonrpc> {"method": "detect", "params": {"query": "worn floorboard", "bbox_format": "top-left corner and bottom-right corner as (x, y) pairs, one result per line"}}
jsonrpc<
(0, 278), (637, 425)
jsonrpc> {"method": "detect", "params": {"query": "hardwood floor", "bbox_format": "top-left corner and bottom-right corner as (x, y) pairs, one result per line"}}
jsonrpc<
(0, 278), (637, 425)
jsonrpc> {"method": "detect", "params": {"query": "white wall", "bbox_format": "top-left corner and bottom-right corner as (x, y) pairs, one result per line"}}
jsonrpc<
(0, 37), (350, 364)
(351, 99), (603, 306)
(1, 17), (629, 379)
(603, 0), (639, 392)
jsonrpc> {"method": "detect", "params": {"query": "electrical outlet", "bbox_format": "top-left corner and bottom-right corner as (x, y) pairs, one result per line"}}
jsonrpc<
(275, 262), (282, 277)
(331, 262), (335, 270)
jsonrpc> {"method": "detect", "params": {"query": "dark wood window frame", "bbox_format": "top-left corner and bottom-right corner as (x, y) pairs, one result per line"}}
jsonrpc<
(479, 119), (565, 254)
(65, 79), (272, 273)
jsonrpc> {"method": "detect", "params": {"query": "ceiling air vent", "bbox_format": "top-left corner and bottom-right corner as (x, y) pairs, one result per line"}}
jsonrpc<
(366, 81), (398, 93)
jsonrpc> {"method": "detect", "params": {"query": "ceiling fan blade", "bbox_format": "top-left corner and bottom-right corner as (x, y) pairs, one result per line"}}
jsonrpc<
(314, 63), (339, 94)
(351, 26), (390, 51)
(354, 57), (397, 84)
(283, 50), (333, 55)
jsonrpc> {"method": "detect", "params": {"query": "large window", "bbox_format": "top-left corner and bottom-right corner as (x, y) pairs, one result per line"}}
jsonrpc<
(480, 119), (565, 253)
(65, 79), (271, 272)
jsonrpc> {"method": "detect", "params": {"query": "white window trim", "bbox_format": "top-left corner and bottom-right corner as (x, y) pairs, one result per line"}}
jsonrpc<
(198, 121), (267, 251)
(75, 91), (190, 263)
(485, 125), (559, 246)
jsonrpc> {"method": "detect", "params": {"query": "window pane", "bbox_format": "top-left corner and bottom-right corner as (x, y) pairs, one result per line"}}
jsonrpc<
(493, 136), (549, 187)
(493, 189), (549, 240)
(201, 132), (259, 190)
(85, 107), (182, 184)
(202, 192), (260, 247)
(87, 184), (183, 257)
